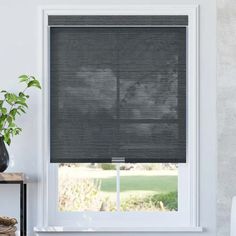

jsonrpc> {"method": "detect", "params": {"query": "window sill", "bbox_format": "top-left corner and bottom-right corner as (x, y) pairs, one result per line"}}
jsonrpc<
(34, 226), (203, 233)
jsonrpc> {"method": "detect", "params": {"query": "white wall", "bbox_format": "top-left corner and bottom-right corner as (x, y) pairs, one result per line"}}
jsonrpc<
(0, 0), (216, 236)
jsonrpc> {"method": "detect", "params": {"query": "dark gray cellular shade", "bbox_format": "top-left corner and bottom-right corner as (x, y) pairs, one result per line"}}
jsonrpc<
(48, 15), (188, 26)
(50, 25), (186, 163)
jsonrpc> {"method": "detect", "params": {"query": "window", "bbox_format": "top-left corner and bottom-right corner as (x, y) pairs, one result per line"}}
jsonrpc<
(47, 162), (189, 228)
(58, 163), (178, 212)
(40, 5), (199, 231)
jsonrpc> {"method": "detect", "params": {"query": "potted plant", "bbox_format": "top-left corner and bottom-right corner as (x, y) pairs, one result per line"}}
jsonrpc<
(0, 75), (41, 172)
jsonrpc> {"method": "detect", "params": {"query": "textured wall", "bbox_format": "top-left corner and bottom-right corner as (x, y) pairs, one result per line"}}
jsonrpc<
(217, 1), (236, 236)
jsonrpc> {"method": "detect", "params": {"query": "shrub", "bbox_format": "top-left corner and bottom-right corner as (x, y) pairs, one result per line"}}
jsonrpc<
(121, 194), (157, 211)
(59, 176), (116, 211)
(101, 163), (116, 170)
(150, 191), (178, 211)
(120, 192), (177, 211)
(59, 177), (100, 211)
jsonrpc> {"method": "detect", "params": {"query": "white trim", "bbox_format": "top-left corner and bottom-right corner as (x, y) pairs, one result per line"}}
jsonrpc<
(34, 226), (203, 233)
(37, 4), (200, 231)
(37, 6), (49, 227)
(116, 164), (120, 211)
(188, 4), (200, 227)
(38, 4), (199, 15)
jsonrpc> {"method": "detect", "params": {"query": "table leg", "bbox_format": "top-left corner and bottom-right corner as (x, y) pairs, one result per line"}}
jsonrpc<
(20, 183), (24, 236)
(20, 183), (26, 236)
(24, 184), (27, 236)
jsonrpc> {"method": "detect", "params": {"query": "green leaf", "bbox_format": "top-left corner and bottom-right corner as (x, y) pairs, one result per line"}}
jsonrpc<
(5, 93), (18, 104)
(7, 116), (12, 124)
(13, 129), (18, 135)
(1, 108), (7, 115)
(19, 75), (29, 83)
(6, 138), (11, 145)
(19, 92), (25, 97)
(30, 76), (36, 80)
(19, 107), (26, 113)
(13, 127), (22, 135)
(3, 131), (11, 145)
(4, 94), (12, 105)
(10, 108), (17, 117)
(0, 114), (7, 122)
(9, 122), (16, 128)
(17, 96), (26, 103)
(10, 93), (18, 102)
(15, 101), (28, 108)
(27, 80), (41, 89)
(19, 75), (28, 79)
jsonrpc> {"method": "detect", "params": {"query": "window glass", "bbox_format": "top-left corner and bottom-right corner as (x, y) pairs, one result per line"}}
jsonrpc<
(58, 163), (178, 212)
(58, 163), (117, 211)
(120, 163), (178, 211)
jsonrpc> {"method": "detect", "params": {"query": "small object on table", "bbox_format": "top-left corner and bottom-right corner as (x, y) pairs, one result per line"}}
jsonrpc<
(0, 216), (18, 236)
(0, 225), (17, 235)
(0, 216), (18, 226)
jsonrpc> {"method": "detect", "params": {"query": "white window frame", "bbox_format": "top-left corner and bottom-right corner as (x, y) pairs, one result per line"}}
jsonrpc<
(36, 4), (200, 233)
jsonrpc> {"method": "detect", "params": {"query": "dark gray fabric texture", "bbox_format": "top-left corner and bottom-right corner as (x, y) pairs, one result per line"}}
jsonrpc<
(50, 26), (186, 163)
(48, 15), (188, 26)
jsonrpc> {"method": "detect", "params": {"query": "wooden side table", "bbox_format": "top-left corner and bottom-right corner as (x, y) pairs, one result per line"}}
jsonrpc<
(0, 173), (27, 236)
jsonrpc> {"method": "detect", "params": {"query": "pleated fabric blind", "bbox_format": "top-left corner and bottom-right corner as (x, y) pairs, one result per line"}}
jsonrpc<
(49, 16), (187, 163)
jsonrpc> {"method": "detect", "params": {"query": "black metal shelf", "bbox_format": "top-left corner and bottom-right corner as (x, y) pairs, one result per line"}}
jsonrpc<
(0, 173), (27, 236)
